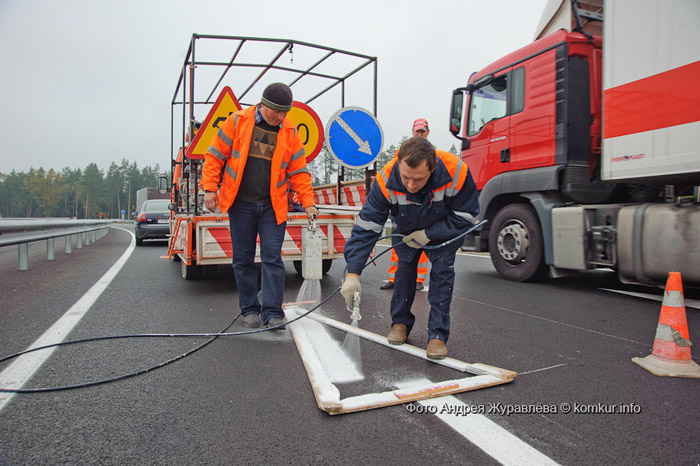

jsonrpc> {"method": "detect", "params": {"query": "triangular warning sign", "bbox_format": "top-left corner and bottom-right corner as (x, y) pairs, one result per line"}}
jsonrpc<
(186, 86), (242, 159)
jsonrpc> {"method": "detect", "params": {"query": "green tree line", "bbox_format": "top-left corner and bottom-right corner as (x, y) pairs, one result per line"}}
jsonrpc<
(0, 159), (162, 219)
(0, 141), (458, 218)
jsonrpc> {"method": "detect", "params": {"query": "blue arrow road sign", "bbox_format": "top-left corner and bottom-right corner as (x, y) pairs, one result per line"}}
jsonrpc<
(325, 106), (383, 169)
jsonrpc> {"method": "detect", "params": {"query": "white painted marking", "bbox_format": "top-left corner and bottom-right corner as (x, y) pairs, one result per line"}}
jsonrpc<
(376, 244), (491, 259)
(456, 251), (492, 259)
(458, 297), (646, 346)
(600, 288), (700, 310)
(0, 226), (135, 412)
(518, 364), (567, 376)
(396, 377), (561, 466)
(285, 308), (341, 406)
(297, 314), (364, 383)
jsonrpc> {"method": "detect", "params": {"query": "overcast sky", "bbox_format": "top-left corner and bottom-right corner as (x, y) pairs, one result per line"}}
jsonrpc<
(0, 0), (548, 175)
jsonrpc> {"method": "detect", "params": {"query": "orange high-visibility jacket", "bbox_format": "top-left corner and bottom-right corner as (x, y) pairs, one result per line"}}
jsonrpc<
(200, 105), (314, 225)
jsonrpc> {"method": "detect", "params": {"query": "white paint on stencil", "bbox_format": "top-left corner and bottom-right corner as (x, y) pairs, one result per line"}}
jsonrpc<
(296, 311), (364, 383)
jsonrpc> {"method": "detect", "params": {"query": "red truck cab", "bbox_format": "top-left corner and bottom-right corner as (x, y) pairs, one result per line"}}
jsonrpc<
(450, 30), (608, 281)
(453, 30), (602, 196)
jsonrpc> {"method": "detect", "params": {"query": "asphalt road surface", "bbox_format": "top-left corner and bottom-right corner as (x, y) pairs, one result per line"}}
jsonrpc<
(0, 225), (698, 465)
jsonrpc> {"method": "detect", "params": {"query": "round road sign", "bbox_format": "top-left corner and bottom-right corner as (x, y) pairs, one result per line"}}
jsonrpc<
(287, 101), (324, 164)
(325, 106), (383, 169)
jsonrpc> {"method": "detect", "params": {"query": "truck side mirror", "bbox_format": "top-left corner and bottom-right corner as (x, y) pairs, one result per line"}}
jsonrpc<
(449, 89), (465, 137)
(450, 88), (470, 150)
(157, 174), (170, 195)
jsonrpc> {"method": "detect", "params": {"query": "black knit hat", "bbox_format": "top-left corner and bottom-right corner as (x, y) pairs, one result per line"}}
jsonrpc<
(261, 82), (293, 112)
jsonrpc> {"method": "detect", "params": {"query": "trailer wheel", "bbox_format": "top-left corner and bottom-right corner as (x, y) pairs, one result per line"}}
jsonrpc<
(181, 260), (201, 280)
(293, 259), (333, 276)
(489, 204), (546, 282)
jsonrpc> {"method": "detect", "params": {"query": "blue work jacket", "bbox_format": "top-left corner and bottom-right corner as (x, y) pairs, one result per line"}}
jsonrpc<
(344, 150), (479, 275)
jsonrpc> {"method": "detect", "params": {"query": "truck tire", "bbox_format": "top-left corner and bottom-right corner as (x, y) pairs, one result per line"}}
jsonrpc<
(181, 260), (201, 280)
(135, 237), (143, 246)
(293, 259), (333, 276)
(489, 204), (546, 282)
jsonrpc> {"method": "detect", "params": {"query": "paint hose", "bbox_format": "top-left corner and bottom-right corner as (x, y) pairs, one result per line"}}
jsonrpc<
(0, 221), (486, 393)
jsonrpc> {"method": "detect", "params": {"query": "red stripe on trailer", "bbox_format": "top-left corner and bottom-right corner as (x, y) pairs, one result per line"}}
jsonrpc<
(287, 226), (303, 252)
(604, 61), (700, 139)
(343, 187), (356, 206)
(334, 226), (348, 252)
(209, 227), (233, 257)
(318, 224), (347, 254)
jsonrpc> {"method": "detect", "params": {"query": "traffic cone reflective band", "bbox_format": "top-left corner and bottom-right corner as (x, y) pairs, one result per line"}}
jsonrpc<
(632, 272), (700, 378)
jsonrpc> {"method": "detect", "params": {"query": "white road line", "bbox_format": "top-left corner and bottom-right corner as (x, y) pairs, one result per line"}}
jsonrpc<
(457, 296), (646, 346)
(0, 226), (134, 412)
(375, 244), (491, 259)
(600, 287), (700, 310)
(396, 378), (561, 466)
(518, 364), (568, 375)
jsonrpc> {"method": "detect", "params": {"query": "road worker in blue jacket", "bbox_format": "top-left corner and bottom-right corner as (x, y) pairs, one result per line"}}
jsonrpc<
(341, 136), (479, 359)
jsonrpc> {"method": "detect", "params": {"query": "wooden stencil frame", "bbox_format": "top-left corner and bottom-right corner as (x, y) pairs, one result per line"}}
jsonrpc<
(284, 307), (517, 415)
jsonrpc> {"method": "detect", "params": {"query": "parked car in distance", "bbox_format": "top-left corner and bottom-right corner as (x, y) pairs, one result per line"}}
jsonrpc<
(135, 199), (171, 246)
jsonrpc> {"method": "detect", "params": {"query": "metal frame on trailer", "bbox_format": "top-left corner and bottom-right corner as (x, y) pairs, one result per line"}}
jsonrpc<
(169, 34), (379, 216)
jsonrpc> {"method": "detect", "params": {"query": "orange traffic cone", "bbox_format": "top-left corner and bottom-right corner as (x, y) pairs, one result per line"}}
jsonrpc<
(632, 272), (700, 378)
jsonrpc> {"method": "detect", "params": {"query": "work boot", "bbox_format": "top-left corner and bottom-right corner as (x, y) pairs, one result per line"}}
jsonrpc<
(380, 281), (394, 290)
(266, 317), (286, 330)
(386, 324), (407, 345)
(415, 282), (424, 291)
(243, 313), (262, 328)
(426, 339), (448, 360)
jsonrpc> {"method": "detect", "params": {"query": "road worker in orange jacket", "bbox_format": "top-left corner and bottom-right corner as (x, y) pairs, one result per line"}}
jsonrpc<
(201, 83), (318, 330)
(380, 118), (432, 291)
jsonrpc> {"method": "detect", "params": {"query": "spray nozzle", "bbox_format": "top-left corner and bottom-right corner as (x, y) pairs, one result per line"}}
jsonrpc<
(308, 213), (317, 232)
(347, 291), (361, 321)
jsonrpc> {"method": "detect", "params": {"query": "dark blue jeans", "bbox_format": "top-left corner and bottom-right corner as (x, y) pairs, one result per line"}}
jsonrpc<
(228, 200), (286, 323)
(390, 243), (459, 342)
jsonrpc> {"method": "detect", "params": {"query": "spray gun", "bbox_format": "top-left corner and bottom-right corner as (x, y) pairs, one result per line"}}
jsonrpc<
(347, 291), (362, 321)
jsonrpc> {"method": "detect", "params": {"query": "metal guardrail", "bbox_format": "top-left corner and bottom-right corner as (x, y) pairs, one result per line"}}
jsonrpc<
(0, 218), (116, 270)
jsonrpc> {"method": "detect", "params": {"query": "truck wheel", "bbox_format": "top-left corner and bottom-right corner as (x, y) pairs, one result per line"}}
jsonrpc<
(135, 237), (143, 246)
(293, 259), (333, 276)
(489, 204), (546, 282)
(181, 260), (201, 280)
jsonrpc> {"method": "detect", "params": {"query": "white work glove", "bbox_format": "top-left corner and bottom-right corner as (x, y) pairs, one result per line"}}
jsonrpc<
(403, 229), (430, 248)
(340, 274), (362, 308)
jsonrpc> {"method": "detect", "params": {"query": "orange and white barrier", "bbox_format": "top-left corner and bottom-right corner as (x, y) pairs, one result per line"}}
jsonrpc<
(632, 272), (700, 378)
(314, 184), (367, 206)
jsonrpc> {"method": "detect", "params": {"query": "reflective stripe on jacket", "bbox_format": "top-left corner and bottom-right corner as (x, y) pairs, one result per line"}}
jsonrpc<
(200, 105), (314, 225)
(344, 150), (479, 275)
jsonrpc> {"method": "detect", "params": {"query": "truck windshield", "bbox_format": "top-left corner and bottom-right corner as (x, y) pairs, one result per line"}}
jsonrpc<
(468, 76), (508, 136)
